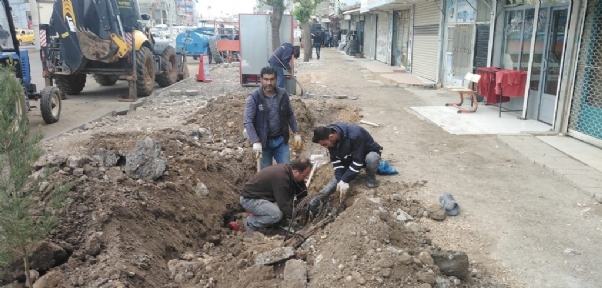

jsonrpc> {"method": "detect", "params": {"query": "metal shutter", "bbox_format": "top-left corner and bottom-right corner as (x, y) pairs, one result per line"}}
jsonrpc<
(412, 1), (442, 81)
(376, 12), (389, 63)
(568, 0), (602, 146)
(363, 14), (377, 60)
(474, 24), (490, 69)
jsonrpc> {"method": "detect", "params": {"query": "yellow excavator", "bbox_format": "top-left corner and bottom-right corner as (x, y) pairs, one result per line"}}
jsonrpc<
(41, 0), (188, 97)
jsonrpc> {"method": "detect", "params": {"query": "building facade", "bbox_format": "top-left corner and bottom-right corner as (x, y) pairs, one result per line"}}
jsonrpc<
(342, 0), (602, 147)
(8, 0), (53, 29)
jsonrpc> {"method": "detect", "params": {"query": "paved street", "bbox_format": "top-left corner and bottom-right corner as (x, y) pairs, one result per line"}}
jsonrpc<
(22, 46), (199, 140)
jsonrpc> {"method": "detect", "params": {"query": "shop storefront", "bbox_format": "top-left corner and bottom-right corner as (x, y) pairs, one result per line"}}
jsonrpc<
(501, 1), (570, 124)
(443, 0), (492, 87)
(392, 9), (412, 70)
(412, 0), (444, 81)
(565, 0), (602, 146)
(375, 11), (390, 63)
(363, 13), (378, 60)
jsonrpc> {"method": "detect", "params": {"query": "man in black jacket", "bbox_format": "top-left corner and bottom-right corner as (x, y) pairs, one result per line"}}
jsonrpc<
(309, 122), (382, 211)
(240, 157), (311, 233)
(268, 43), (300, 88)
(243, 66), (302, 170)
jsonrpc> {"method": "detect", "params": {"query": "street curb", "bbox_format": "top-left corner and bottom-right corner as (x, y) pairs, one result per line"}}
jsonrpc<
(42, 77), (193, 143)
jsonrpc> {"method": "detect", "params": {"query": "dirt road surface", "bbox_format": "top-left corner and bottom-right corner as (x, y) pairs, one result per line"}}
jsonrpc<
(295, 49), (602, 288)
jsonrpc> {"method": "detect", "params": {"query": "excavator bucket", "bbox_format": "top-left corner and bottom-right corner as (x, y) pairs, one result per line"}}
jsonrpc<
(76, 28), (119, 63)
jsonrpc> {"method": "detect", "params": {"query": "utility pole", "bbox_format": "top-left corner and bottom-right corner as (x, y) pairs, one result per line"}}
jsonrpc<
(28, 0), (41, 49)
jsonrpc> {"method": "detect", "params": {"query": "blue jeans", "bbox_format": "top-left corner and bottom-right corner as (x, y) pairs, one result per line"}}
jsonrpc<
(260, 136), (290, 170)
(240, 196), (283, 229)
(271, 64), (286, 88)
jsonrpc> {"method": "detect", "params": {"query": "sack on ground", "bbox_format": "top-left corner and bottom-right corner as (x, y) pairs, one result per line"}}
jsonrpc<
(377, 160), (398, 175)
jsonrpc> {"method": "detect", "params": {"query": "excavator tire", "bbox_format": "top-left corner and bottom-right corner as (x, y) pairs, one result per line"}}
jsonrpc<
(93, 75), (119, 86)
(136, 46), (155, 97)
(209, 39), (223, 64)
(156, 46), (178, 87)
(55, 74), (87, 95)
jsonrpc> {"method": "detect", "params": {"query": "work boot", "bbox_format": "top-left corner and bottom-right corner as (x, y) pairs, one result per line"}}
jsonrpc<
(366, 173), (379, 188)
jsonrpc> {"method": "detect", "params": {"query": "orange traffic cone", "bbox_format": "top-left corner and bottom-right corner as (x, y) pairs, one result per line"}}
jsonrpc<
(196, 54), (212, 82)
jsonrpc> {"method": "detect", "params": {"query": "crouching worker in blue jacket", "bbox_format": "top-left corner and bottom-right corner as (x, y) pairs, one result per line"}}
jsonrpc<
(268, 43), (301, 88)
(309, 122), (383, 213)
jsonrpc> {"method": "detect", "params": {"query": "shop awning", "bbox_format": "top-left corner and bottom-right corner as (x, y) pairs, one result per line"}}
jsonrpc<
(343, 8), (361, 15)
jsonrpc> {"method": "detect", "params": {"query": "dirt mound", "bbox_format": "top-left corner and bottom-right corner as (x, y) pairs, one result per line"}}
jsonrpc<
(0, 93), (502, 288)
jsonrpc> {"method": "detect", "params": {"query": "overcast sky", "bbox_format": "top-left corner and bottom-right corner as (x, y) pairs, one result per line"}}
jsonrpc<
(197, 0), (360, 18)
(197, 0), (255, 18)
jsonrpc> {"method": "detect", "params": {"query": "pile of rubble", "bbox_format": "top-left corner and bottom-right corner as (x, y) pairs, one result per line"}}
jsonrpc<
(1, 72), (504, 287)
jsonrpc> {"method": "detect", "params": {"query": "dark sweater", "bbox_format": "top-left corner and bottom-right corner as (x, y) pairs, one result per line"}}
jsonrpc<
(240, 164), (307, 218)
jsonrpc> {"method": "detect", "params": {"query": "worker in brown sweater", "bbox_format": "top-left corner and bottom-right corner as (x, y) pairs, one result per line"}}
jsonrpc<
(240, 157), (312, 233)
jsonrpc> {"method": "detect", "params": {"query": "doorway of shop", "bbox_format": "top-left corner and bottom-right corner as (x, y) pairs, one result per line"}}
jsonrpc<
(527, 6), (569, 124)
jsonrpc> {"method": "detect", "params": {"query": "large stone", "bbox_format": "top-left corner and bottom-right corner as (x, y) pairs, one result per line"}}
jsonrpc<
(67, 155), (82, 169)
(432, 250), (469, 279)
(125, 137), (167, 180)
(32, 270), (64, 288)
(427, 204), (447, 221)
(92, 148), (119, 167)
(283, 259), (308, 288)
(255, 247), (295, 265)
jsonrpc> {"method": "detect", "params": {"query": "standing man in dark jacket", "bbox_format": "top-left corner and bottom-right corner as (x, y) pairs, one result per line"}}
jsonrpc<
(268, 43), (300, 88)
(312, 30), (322, 59)
(243, 66), (303, 170)
(240, 157), (312, 233)
(309, 122), (383, 211)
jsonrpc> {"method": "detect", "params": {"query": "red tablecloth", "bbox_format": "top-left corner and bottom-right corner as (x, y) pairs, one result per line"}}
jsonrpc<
(476, 67), (510, 104)
(476, 67), (499, 99)
(495, 70), (527, 97)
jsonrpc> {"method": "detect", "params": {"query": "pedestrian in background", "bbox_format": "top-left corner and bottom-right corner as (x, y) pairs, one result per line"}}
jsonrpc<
(312, 30), (323, 59)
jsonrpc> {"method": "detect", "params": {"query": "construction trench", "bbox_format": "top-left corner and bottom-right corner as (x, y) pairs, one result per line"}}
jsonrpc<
(0, 65), (505, 288)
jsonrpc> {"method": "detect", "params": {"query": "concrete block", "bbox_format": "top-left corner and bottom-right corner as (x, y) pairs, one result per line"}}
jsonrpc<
(255, 247), (294, 265)
(169, 90), (182, 96)
(185, 89), (199, 96)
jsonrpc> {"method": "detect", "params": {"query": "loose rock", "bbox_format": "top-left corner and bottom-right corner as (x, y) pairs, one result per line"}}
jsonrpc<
(427, 204), (447, 221)
(125, 137), (167, 180)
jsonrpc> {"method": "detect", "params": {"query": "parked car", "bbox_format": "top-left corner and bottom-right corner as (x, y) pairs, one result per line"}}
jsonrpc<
(15, 28), (34, 45)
